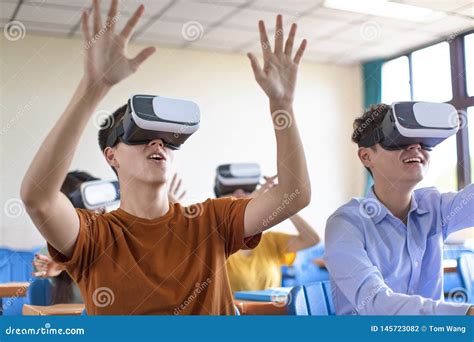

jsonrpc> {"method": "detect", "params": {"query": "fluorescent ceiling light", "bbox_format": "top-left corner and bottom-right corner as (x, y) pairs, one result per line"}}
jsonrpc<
(324, 0), (446, 22)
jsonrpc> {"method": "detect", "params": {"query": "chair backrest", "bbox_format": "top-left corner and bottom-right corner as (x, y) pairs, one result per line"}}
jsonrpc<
(286, 282), (329, 315)
(28, 278), (53, 306)
(458, 253), (474, 303)
(321, 281), (335, 315)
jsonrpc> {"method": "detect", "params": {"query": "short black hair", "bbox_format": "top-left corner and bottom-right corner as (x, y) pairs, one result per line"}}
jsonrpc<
(352, 104), (390, 176)
(97, 104), (128, 176)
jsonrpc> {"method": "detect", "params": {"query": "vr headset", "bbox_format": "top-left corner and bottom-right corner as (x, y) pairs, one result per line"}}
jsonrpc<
(106, 94), (200, 150)
(358, 102), (459, 151)
(68, 180), (120, 210)
(214, 163), (261, 197)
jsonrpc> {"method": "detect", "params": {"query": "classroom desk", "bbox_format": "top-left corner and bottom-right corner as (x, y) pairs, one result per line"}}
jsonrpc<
(233, 299), (288, 315)
(443, 259), (458, 273)
(0, 282), (30, 315)
(23, 304), (85, 316)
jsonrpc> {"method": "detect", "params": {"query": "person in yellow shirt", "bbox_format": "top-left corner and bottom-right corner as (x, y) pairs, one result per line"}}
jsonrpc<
(214, 167), (320, 292)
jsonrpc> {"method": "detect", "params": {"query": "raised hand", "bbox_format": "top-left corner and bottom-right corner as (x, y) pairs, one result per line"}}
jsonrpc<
(247, 15), (307, 106)
(82, 0), (156, 87)
(168, 173), (187, 203)
(32, 254), (65, 278)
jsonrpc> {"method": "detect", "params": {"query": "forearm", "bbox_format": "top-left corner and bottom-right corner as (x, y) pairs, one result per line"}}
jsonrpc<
(289, 214), (320, 245)
(21, 78), (110, 207)
(270, 99), (311, 208)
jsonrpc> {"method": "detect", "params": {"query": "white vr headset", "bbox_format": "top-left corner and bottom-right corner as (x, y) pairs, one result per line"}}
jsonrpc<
(106, 94), (200, 150)
(358, 102), (459, 151)
(214, 163), (261, 197)
(68, 180), (120, 210)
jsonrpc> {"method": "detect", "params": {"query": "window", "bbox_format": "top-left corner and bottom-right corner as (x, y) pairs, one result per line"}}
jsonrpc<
(465, 34), (474, 97)
(411, 42), (452, 102)
(417, 134), (458, 193)
(381, 56), (411, 104)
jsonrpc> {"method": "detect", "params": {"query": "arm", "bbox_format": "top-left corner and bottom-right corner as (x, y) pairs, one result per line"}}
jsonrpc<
(441, 184), (474, 237)
(324, 215), (470, 315)
(20, 0), (155, 258)
(244, 15), (311, 238)
(286, 214), (320, 252)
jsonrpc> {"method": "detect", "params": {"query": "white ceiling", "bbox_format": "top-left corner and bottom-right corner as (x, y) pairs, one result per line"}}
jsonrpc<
(1, 0), (473, 65)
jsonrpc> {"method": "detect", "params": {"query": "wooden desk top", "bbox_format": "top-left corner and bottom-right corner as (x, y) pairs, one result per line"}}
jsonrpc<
(233, 299), (288, 315)
(23, 304), (85, 316)
(0, 282), (30, 297)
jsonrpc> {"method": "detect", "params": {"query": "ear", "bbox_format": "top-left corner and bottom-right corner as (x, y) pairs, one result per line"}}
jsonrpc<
(104, 147), (119, 168)
(357, 147), (372, 168)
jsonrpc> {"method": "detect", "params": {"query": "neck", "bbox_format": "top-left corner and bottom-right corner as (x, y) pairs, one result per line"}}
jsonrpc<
(373, 181), (414, 223)
(119, 179), (170, 220)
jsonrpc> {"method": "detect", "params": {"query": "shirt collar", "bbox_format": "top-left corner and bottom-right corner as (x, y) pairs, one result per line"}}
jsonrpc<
(364, 187), (429, 224)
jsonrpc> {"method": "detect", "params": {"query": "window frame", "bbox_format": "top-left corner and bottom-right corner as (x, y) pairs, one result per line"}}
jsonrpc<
(382, 29), (474, 190)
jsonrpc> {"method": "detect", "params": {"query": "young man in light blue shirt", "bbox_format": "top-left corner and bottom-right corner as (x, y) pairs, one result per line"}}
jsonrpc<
(324, 103), (474, 315)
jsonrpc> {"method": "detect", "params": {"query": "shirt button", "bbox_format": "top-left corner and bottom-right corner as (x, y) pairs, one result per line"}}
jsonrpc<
(414, 261), (419, 267)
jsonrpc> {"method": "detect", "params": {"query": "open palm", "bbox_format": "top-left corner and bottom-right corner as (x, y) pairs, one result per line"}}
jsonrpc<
(82, 0), (156, 87)
(247, 15), (307, 104)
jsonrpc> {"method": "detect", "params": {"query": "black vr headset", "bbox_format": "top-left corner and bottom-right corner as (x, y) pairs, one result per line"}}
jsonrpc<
(68, 180), (120, 210)
(214, 163), (261, 197)
(358, 102), (459, 151)
(106, 94), (200, 150)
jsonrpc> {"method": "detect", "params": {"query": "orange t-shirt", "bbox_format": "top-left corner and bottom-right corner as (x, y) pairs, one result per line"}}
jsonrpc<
(47, 197), (261, 315)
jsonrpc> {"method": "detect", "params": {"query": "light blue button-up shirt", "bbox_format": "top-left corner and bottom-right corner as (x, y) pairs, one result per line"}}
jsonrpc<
(324, 184), (474, 315)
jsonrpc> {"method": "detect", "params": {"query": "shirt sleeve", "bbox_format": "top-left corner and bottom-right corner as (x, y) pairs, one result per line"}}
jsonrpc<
(210, 197), (262, 257)
(440, 183), (474, 238)
(324, 214), (470, 315)
(47, 208), (103, 283)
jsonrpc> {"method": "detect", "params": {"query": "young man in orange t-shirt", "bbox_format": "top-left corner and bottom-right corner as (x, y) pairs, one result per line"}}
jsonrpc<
(21, 0), (311, 315)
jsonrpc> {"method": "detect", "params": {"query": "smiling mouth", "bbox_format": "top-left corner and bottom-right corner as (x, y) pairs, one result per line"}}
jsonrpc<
(402, 157), (423, 165)
(147, 153), (166, 162)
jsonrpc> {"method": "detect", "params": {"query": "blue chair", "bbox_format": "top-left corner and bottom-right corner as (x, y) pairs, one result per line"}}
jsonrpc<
(28, 278), (52, 306)
(458, 253), (474, 303)
(286, 282), (329, 315)
(321, 281), (335, 315)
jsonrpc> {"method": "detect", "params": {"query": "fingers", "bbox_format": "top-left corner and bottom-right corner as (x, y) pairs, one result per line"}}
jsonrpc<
(106, 0), (118, 31)
(120, 4), (145, 41)
(258, 20), (271, 59)
(174, 178), (183, 194)
(284, 23), (297, 56)
(247, 53), (264, 80)
(32, 271), (47, 278)
(130, 46), (156, 71)
(293, 39), (307, 64)
(274, 14), (284, 54)
(177, 190), (187, 201)
(35, 254), (51, 262)
(93, 0), (102, 36)
(170, 173), (178, 190)
(81, 10), (91, 42)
